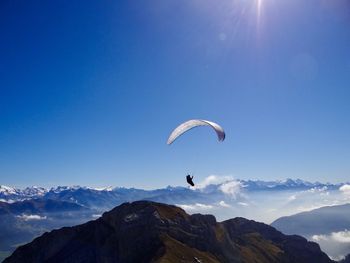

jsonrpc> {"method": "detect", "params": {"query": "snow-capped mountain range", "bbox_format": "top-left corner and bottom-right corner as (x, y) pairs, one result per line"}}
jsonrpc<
(240, 178), (341, 191)
(0, 178), (345, 206)
(0, 185), (113, 202)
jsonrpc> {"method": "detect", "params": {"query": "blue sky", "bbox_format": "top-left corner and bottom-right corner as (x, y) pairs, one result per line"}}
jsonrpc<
(1, 0), (350, 188)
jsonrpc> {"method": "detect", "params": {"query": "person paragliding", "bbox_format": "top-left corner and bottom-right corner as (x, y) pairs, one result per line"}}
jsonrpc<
(186, 174), (195, 187)
(167, 119), (226, 186)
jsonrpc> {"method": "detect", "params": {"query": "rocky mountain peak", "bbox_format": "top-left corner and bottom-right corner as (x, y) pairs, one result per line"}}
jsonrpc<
(5, 201), (335, 263)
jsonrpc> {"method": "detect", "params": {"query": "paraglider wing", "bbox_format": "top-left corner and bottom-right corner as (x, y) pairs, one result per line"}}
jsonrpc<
(167, 119), (225, 145)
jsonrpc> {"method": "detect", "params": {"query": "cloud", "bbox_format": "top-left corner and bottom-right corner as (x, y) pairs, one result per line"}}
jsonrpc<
(92, 214), (102, 218)
(0, 199), (15, 203)
(311, 230), (350, 261)
(196, 175), (234, 189)
(176, 203), (214, 211)
(195, 175), (243, 199)
(219, 181), (242, 198)
(289, 186), (329, 202)
(288, 195), (297, 201)
(218, 201), (231, 208)
(312, 230), (350, 243)
(339, 184), (350, 195)
(17, 214), (47, 221)
(307, 186), (328, 194)
(238, 202), (249, 207)
(312, 234), (328, 242)
(331, 230), (350, 243)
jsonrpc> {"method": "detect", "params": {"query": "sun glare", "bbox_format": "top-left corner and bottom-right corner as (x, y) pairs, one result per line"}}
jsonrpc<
(256, 0), (263, 27)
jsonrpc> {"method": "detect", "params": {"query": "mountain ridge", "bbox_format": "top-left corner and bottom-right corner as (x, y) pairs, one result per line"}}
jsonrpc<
(4, 201), (335, 263)
(0, 178), (344, 203)
(271, 203), (350, 260)
(271, 203), (350, 236)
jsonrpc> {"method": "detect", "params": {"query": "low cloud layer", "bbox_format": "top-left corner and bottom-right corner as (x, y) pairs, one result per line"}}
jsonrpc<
(313, 230), (350, 244)
(17, 214), (47, 221)
(195, 175), (243, 199)
(312, 230), (350, 260)
(218, 200), (231, 207)
(339, 184), (350, 196)
(310, 229), (350, 260)
(195, 175), (234, 189)
(219, 181), (242, 198)
(176, 203), (214, 211)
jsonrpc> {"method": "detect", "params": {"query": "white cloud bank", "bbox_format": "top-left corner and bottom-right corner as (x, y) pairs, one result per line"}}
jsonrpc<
(176, 203), (214, 211)
(17, 214), (47, 221)
(331, 230), (350, 243)
(219, 181), (242, 198)
(195, 175), (243, 199)
(218, 201), (231, 208)
(312, 230), (350, 260)
(195, 175), (234, 189)
(92, 214), (102, 218)
(339, 184), (350, 196)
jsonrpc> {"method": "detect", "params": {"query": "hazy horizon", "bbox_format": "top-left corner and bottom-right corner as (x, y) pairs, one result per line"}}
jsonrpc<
(1, 176), (349, 190)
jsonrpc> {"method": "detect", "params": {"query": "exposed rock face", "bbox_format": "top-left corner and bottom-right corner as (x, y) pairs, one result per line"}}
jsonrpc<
(5, 201), (334, 263)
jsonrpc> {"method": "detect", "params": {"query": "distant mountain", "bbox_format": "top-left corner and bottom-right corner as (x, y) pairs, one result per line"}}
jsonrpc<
(271, 203), (350, 236)
(271, 204), (350, 260)
(241, 178), (341, 191)
(4, 201), (334, 263)
(0, 185), (21, 197)
(0, 178), (343, 205)
(44, 187), (124, 209)
(0, 185), (218, 211)
(0, 186), (47, 202)
(0, 199), (94, 261)
(0, 198), (88, 215)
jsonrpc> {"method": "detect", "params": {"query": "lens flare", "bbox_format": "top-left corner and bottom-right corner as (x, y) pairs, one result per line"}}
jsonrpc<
(256, 0), (263, 28)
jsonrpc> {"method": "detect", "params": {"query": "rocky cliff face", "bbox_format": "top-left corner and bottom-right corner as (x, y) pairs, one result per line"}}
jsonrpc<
(4, 201), (334, 263)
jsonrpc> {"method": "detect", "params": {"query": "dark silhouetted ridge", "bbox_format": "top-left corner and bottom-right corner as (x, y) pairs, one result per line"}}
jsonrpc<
(5, 201), (334, 263)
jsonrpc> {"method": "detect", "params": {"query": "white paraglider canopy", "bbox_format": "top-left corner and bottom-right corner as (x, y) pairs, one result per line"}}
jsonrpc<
(167, 119), (225, 145)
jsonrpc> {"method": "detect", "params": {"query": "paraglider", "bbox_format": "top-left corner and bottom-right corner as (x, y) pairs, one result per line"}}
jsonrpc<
(167, 119), (225, 145)
(167, 119), (225, 186)
(186, 174), (195, 186)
